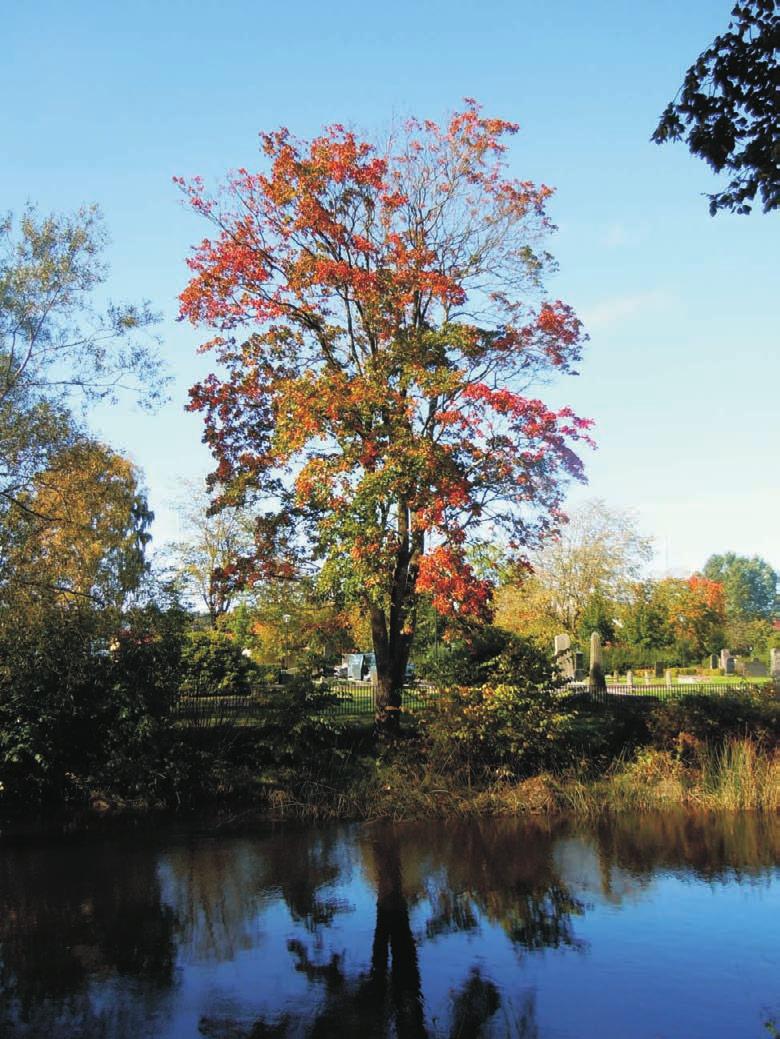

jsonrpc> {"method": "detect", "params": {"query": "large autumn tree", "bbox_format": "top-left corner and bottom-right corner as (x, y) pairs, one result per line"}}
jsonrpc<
(177, 102), (592, 726)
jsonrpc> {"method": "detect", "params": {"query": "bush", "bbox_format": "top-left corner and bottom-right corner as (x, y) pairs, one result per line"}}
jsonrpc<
(253, 678), (350, 781)
(0, 602), (187, 809)
(647, 692), (780, 751)
(180, 631), (258, 697)
(416, 626), (555, 688)
(422, 683), (576, 784)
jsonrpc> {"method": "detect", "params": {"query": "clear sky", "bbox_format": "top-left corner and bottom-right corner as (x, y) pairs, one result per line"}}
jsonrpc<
(3, 0), (777, 574)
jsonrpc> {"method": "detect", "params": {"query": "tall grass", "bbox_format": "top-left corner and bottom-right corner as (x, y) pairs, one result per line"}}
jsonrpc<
(258, 737), (780, 821)
(695, 739), (780, 812)
(553, 739), (779, 818)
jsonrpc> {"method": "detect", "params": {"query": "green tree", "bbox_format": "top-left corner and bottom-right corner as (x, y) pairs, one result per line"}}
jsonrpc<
(180, 631), (256, 698)
(618, 581), (672, 651)
(652, 0), (779, 214)
(702, 552), (777, 620)
(0, 205), (164, 413)
(515, 500), (653, 637)
(2, 438), (152, 607)
(168, 480), (255, 626)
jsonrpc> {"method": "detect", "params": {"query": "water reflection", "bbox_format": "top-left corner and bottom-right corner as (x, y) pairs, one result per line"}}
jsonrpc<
(0, 812), (777, 1038)
(0, 839), (176, 1038)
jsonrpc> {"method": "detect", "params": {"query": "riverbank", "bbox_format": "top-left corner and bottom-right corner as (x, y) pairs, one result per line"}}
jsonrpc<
(256, 736), (780, 822)
(2, 687), (778, 832)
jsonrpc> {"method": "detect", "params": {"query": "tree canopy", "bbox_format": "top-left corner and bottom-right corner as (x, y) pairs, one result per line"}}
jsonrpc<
(499, 500), (653, 638)
(167, 480), (255, 625)
(3, 439), (152, 607)
(0, 205), (165, 562)
(178, 102), (592, 721)
(703, 551), (777, 620)
(652, 0), (779, 214)
(0, 205), (165, 412)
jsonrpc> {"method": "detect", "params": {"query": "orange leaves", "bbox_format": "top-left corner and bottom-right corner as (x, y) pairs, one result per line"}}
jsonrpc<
(417, 545), (493, 621)
(687, 575), (726, 613)
(178, 102), (592, 620)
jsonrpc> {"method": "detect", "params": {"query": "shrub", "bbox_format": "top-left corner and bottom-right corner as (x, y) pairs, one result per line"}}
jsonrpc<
(422, 683), (576, 784)
(180, 631), (258, 697)
(416, 626), (555, 688)
(0, 602), (187, 809)
(647, 692), (780, 751)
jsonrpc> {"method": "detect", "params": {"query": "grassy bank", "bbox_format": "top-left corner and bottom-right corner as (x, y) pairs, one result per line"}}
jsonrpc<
(256, 736), (780, 822)
(3, 680), (778, 825)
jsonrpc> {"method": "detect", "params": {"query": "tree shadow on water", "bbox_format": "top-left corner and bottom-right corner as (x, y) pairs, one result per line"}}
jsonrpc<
(200, 824), (547, 1039)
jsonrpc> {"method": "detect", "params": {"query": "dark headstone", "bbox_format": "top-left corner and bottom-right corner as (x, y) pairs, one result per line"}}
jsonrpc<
(574, 651), (585, 680)
(744, 659), (768, 677)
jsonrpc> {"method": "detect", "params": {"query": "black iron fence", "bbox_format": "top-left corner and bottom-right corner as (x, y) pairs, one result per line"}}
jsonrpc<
(325, 680), (439, 717)
(173, 679), (441, 726)
(566, 682), (774, 705)
(174, 678), (775, 726)
(174, 692), (263, 727)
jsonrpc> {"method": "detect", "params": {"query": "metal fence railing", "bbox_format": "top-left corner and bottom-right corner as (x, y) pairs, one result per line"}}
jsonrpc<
(173, 680), (441, 726)
(174, 692), (264, 727)
(324, 680), (440, 717)
(566, 682), (774, 704)
(173, 679), (775, 726)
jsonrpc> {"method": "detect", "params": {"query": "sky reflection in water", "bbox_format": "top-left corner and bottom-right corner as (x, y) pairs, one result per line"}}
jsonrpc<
(0, 812), (778, 1038)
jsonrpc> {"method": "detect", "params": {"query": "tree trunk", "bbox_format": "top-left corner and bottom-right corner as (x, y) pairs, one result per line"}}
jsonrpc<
(372, 605), (411, 735)
(372, 500), (422, 736)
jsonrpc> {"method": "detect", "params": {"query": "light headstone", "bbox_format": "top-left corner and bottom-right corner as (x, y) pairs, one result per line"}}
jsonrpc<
(553, 633), (575, 681)
(589, 631), (606, 695)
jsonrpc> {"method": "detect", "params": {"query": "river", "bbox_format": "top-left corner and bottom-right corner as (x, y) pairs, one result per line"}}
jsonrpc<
(0, 812), (778, 1038)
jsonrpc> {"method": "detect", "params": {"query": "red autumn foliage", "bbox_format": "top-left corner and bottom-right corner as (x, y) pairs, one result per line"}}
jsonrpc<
(177, 101), (592, 709)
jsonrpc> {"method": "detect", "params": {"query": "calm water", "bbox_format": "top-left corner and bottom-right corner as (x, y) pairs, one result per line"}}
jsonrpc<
(0, 813), (778, 1039)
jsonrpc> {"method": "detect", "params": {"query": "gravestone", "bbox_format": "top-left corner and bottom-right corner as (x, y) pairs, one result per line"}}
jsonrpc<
(626, 669), (634, 689)
(719, 649), (731, 672)
(771, 648), (780, 680)
(347, 653), (366, 681)
(654, 661), (664, 679)
(664, 669), (673, 688)
(554, 634), (571, 655)
(574, 651), (585, 680)
(724, 656), (735, 675)
(644, 672), (650, 686)
(744, 659), (768, 678)
(708, 654), (719, 670)
(553, 633), (575, 681)
(589, 631), (606, 695)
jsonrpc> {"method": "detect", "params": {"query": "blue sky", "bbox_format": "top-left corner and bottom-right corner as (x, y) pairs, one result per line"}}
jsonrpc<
(3, 0), (777, 573)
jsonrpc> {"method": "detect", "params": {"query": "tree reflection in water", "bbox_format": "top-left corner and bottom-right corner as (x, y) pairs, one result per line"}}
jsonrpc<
(0, 813), (776, 1038)
(200, 821), (564, 1038)
(0, 837), (177, 1038)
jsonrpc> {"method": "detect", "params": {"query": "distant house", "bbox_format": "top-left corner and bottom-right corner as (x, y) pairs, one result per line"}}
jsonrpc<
(772, 619), (780, 632)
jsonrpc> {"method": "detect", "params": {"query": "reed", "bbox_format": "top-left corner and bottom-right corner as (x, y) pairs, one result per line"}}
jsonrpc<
(254, 738), (780, 821)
